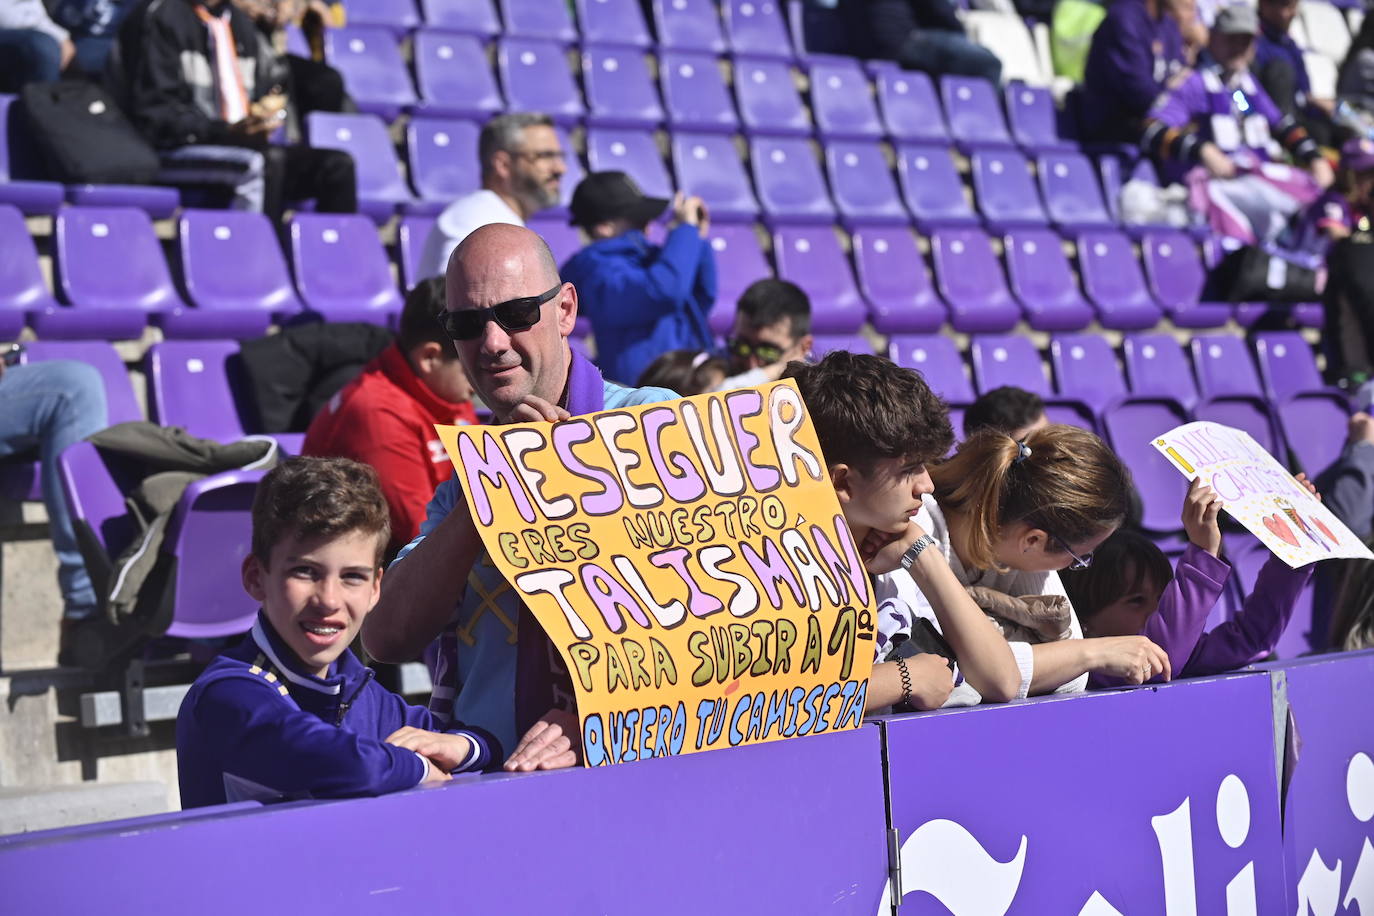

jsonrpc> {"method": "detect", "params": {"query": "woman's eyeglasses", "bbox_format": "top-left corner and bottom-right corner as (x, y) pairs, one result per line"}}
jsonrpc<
(1049, 532), (1093, 570)
(440, 285), (562, 341)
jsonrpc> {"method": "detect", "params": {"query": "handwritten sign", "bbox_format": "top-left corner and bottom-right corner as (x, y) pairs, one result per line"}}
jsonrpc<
(1152, 421), (1372, 566)
(436, 381), (876, 766)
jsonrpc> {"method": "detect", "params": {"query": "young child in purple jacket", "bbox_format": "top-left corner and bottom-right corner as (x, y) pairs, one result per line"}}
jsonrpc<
(176, 457), (493, 809)
(1064, 476), (1317, 687)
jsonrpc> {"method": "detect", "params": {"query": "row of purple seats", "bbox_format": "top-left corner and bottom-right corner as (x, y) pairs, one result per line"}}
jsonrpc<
(0, 204), (402, 340)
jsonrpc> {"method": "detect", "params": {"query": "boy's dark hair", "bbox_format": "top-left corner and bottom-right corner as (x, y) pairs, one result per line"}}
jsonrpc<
(736, 278), (812, 340)
(784, 351), (953, 473)
(963, 386), (1046, 438)
(636, 349), (729, 395)
(397, 277), (454, 354)
(1061, 528), (1174, 622)
(251, 457), (391, 567)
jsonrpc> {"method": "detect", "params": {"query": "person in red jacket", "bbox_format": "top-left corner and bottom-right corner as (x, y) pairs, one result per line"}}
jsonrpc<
(303, 277), (478, 557)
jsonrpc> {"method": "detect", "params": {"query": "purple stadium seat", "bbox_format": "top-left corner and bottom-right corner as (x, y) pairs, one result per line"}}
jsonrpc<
(499, 0), (577, 41)
(1253, 332), (1328, 401)
(852, 226), (947, 334)
(306, 112), (414, 222)
(1122, 333), (1199, 409)
(826, 140), (907, 227)
(575, 0), (653, 46)
(412, 31), (503, 120)
(888, 334), (976, 404)
(497, 38), (586, 125)
(145, 340), (248, 442)
(661, 51), (739, 132)
(22, 340), (142, 424)
(289, 213), (403, 324)
(1097, 153), (1126, 223)
(420, 0), (498, 33)
(1102, 397), (1191, 532)
(723, 0), (793, 59)
(325, 27), (416, 121)
(586, 128), (674, 199)
(178, 209), (300, 329)
(1037, 152), (1112, 233)
(406, 118), (481, 214)
(808, 58), (884, 140)
(1006, 84), (1073, 153)
(1077, 231), (1166, 329)
(734, 57), (810, 137)
(970, 149), (1048, 233)
(1141, 231), (1231, 328)
(929, 227), (1022, 333)
(1189, 334), (1284, 455)
(1050, 334), (1129, 415)
(1274, 385), (1350, 476)
(970, 334), (1102, 434)
(553, 125), (584, 214)
(704, 223), (771, 334)
(671, 132), (760, 221)
(653, 0), (727, 51)
(397, 215), (435, 288)
(65, 184), (180, 219)
(583, 46), (665, 128)
(0, 204), (51, 337)
(528, 216), (584, 270)
(0, 94), (63, 215)
(751, 135), (835, 224)
(337, 0), (418, 31)
(875, 69), (949, 144)
(896, 144), (978, 230)
(1003, 229), (1096, 331)
(941, 75), (1015, 152)
(773, 226), (867, 332)
(811, 333), (872, 358)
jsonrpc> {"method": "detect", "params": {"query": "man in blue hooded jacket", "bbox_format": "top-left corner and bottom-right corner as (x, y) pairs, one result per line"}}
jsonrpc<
(560, 171), (717, 386)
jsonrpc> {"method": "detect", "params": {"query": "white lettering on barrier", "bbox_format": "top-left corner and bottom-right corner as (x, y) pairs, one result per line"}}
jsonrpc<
(1295, 751), (1374, 916)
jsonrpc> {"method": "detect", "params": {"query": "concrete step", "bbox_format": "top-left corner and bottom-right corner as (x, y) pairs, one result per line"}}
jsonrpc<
(0, 781), (168, 836)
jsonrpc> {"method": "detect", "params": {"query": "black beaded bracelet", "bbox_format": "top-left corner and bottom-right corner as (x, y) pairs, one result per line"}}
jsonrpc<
(895, 656), (913, 707)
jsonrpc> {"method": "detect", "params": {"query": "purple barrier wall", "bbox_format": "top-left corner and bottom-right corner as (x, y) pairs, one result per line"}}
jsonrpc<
(881, 673), (1286, 914)
(0, 725), (889, 915)
(1263, 650), (1374, 916)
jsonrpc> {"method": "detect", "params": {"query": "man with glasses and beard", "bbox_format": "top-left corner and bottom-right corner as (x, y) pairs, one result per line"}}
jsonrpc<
(716, 278), (814, 391)
(417, 112), (567, 279)
(362, 223), (677, 772)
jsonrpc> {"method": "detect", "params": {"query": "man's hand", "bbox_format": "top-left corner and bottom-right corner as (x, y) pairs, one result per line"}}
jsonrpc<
(385, 726), (474, 773)
(1200, 143), (1237, 179)
(671, 192), (708, 234)
(1182, 477), (1223, 556)
(1086, 636), (1171, 684)
(861, 520), (928, 574)
(228, 115), (277, 144)
(504, 708), (580, 772)
(901, 654), (956, 710)
(1310, 156), (1336, 190)
(505, 395), (571, 424)
(1350, 412), (1374, 446)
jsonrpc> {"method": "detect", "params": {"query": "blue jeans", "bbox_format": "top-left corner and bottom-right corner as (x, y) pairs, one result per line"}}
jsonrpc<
(0, 29), (62, 93)
(0, 361), (108, 618)
(899, 30), (1004, 86)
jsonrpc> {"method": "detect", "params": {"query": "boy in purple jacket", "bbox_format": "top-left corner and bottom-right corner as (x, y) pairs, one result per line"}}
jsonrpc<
(1065, 475), (1317, 687)
(176, 457), (492, 809)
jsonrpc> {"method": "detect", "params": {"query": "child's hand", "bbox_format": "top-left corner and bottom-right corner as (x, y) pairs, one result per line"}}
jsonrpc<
(1294, 472), (1322, 502)
(385, 726), (473, 774)
(1182, 477), (1223, 557)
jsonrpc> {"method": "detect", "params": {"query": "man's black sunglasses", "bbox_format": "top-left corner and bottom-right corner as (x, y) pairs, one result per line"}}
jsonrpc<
(441, 284), (562, 341)
(727, 337), (784, 365)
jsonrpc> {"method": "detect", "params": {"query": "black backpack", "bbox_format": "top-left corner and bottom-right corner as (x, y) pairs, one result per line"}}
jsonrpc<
(19, 80), (160, 185)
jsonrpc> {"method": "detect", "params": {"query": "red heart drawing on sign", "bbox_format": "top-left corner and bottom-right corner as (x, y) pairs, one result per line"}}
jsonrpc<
(1264, 514), (1301, 547)
(1315, 518), (1338, 544)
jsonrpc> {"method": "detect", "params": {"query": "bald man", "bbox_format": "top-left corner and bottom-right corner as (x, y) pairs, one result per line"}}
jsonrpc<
(362, 224), (677, 771)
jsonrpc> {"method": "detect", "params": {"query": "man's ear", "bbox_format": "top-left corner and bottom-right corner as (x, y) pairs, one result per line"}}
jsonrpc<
(555, 282), (578, 337)
(828, 463), (853, 505)
(242, 554), (267, 602)
(797, 334), (815, 359)
(490, 149), (513, 183)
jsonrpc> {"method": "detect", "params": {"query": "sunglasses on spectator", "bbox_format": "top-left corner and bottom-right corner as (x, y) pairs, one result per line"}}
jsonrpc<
(1049, 532), (1094, 570)
(727, 337), (785, 365)
(441, 285), (561, 341)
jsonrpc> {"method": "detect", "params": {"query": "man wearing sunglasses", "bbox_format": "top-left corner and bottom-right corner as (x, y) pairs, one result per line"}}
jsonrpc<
(362, 223), (678, 772)
(717, 278), (814, 390)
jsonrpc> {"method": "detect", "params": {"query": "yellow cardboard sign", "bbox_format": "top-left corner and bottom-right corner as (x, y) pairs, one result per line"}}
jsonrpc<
(436, 381), (876, 766)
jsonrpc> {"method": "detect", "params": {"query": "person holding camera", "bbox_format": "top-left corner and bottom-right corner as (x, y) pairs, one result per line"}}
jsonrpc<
(559, 172), (717, 386)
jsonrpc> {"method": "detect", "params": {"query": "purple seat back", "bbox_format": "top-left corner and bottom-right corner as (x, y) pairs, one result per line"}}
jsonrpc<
(734, 57), (810, 136)
(586, 128), (674, 199)
(58, 440), (136, 560)
(1190, 334), (1264, 399)
(970, 335), (1050, 396)
(324, 27), (416, 118)
(56, 207), (182, 312)
(1122, 333), (1198, 408)
(1003, 229), (1094, 331)
(751, 136), (835, 224)
(705, 224), (772, 334)
(661, 51), (738, 132)
(289, 214), (403, 315)
(826, 140), (907, 226)
(929, 228), (1021, 333)
(852, 226), (946, 334)
(553, 125), (584, 210)
(499, 0), (577, 41)
(1050, 334), (1128, 413)
(1141, 230), (1214, 320)
(652, 0), (726, 51)
(163, 470), (264, 639)
(306, 112), (412, 205)
(145, 340), (248, 442)
(179, 210), (301, 315)
(420, 0), (498, 34)
(971, 149), (1047, 230)
(887, 334), (976, 404)
(338, 0), (418, 30)
(0, 203), (54, 320)
(896, 144), (977, 228)
(1253, 332), (1324, 401)
(1277, 394), (1349, 477)
(583, 46), (664, 128)
(528, 216), (584, 269)
(498, 38), (586, 124)
(811, 333), (871, 358)
(412, 32), (503, 119)
(575, 0), (653, 46)
(808, 58), (883, 139)
(671, 132), (759, 220)
(1077, 231), (1165, 329)
(772, 226), (867, 333)
(1037, 151), (1111, 231)
(398, 215), (436, 290)
(23, 340), (142, 424)
(1006, 84), (1070, 151)
(941, 75), (1013, 148)
(876, 69), (948, 143)
(723, 0), (792, 58)
(407, 118), (481, 203)
(1102, 400), (1190, 532)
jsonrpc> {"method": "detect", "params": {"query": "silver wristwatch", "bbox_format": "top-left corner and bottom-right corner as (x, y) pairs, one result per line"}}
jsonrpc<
(899, 534), (937, 570)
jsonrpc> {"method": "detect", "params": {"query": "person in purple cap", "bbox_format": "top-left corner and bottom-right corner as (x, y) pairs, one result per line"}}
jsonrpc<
(560, 171), (717, 386)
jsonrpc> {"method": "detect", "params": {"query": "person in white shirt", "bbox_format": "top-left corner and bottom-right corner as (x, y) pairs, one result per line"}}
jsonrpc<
(417, 112), (566, 280)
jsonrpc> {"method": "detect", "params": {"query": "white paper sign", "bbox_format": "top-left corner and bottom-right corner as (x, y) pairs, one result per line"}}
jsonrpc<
(1151, 421), (1373, 568)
